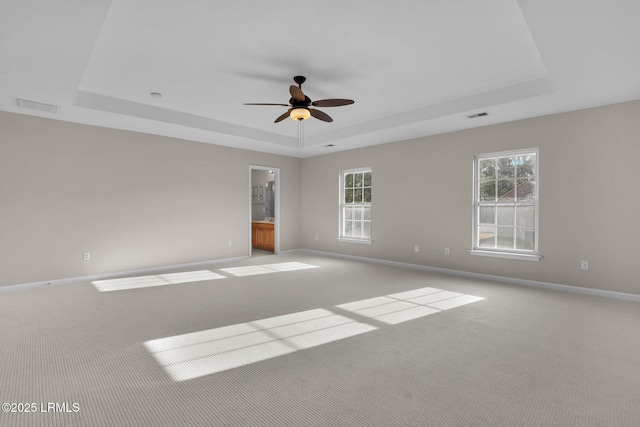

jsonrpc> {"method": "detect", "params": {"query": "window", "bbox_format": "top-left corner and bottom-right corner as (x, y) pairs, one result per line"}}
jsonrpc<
(473, 149), (539, 259)
(339, 168), (372, 243)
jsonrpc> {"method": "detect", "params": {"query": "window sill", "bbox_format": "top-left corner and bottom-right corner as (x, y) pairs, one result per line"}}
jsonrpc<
(469, 249), (541, 261)
(338, 237), (373, 245)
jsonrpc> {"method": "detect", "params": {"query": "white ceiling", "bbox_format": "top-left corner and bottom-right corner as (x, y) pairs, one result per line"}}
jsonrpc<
(2, 0), (639, 158)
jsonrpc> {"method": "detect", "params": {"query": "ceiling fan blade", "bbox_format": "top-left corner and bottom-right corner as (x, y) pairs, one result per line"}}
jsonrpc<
(274, 109), (292, 123)
(289, 85), (305, 102)
(311, 99), (354, 107)
(244, 103), (290, 106)
(309, 108), (333, 122)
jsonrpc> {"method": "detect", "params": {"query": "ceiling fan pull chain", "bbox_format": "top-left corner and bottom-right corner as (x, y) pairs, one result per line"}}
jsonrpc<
(297, 119), (305, 149)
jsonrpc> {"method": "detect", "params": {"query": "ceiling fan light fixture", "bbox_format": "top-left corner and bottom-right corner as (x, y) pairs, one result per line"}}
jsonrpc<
(290, 108), (310, 121)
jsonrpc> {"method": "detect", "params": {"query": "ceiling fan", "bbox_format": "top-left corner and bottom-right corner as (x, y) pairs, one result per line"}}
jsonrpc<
(244, 76), (354, 123)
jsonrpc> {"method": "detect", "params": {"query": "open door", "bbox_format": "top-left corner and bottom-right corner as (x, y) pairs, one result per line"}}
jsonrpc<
(249, 166), (280, 257)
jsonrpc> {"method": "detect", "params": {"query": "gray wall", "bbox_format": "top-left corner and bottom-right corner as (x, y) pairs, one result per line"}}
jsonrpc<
(301, 100), (640, 295)
(0, 112), (301, 287)
(2, 100), (639, 295)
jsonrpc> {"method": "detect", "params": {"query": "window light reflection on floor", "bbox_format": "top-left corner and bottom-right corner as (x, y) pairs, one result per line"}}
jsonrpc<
(220, 262), (319, 277)
(336, 286), (484, 325)
(218, 266), (276, 277)
(265, 262), (320, 272)
(92, 270), (225, 292)
(144, 284), (484, 382)
(92, 262), (320, 291)
(145, 308), (377, 382)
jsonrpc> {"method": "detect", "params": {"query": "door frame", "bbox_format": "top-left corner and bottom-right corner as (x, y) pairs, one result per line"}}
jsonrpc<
(249, 165), (280, 256)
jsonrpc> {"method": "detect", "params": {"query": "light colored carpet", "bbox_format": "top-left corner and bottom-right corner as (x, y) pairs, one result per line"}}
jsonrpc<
(1, 251), (639, 426)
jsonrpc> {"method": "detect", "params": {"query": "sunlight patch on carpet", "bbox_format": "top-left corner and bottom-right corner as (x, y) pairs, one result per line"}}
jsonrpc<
(92, 270), (225, 292)
(93, 263), (319, 291)
(144, 282), (482, 381)
(220, 262), (319, 277)
(145, 308), (376, 381)
(336, 287), (484, 324)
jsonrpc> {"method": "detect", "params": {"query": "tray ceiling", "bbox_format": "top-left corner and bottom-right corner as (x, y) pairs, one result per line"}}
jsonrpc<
(2, 0), (639, 157)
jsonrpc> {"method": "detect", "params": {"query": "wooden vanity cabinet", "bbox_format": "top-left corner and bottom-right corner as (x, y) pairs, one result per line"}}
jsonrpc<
(252, 222), (274, 251)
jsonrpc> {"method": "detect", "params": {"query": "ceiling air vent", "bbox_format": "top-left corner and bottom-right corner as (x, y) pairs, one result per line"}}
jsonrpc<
(467, 112), (489, 119)
(16, 98), (58, 114)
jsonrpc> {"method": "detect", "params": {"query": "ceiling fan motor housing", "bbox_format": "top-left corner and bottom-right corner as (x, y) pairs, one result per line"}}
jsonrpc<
(290, 96), (312, 107)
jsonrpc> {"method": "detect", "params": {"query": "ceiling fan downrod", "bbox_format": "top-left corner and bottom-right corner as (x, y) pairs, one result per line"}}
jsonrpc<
(293, 75), (306, 88)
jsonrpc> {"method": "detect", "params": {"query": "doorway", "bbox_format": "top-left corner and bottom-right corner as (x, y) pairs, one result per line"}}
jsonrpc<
(249, 166), (280, 257)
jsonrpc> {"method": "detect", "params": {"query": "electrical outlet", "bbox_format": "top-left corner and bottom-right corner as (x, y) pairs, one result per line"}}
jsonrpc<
(581, 260), (589, 270)
(83, 252), (91, 261)
(228, 240), (233, 247)
(414, 245), (419, 252)
(314, 235), (318, 241)
(445, 248), (450, 255)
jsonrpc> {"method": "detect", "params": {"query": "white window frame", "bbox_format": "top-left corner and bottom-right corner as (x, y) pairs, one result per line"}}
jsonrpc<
(338, 167), (372, 244)
(470, 149), (541, 261)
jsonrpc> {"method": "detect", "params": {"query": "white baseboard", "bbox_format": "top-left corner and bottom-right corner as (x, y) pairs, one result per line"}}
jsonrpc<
(4, 249), (639, 304)
(298, 249), (640, 303)
(0, 256), (249, 294)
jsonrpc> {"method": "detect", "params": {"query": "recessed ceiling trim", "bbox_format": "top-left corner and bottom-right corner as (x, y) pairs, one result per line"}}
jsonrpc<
(74, 90), (296, 147)
(305, 76), (553, 147)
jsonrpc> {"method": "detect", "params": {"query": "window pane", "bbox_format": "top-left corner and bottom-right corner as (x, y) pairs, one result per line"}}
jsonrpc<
(497, 179), (515, 200)
(515, 206), (535, 227)
(479, 181), (496, 201)
(354, 172), (363, 187)
(496, 227), (514, 249)
(345, 189), (353, 203)
(354, 188), (362, 203)
(479, 159), (496, 180)
(354, 207), (362, 221)
(478, 226), (496, 248)
(363, 207), (371, 220)
(516, 228), (535, 250)
(363, 188), (371, 203)
(345, 206), (353, 220)
(479, 206), (495, 225)
(344, 221), (353, 236)
(516, 179), (535, 200)
(345, 173), (353, 188)
(363, 172), (371, 186)
(497, 157), (515, 179)
(516, 154), (536, 178)
(362, 222), (371, 238)
(353, 221), (362, 237)
(497, 206), (514, 226)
